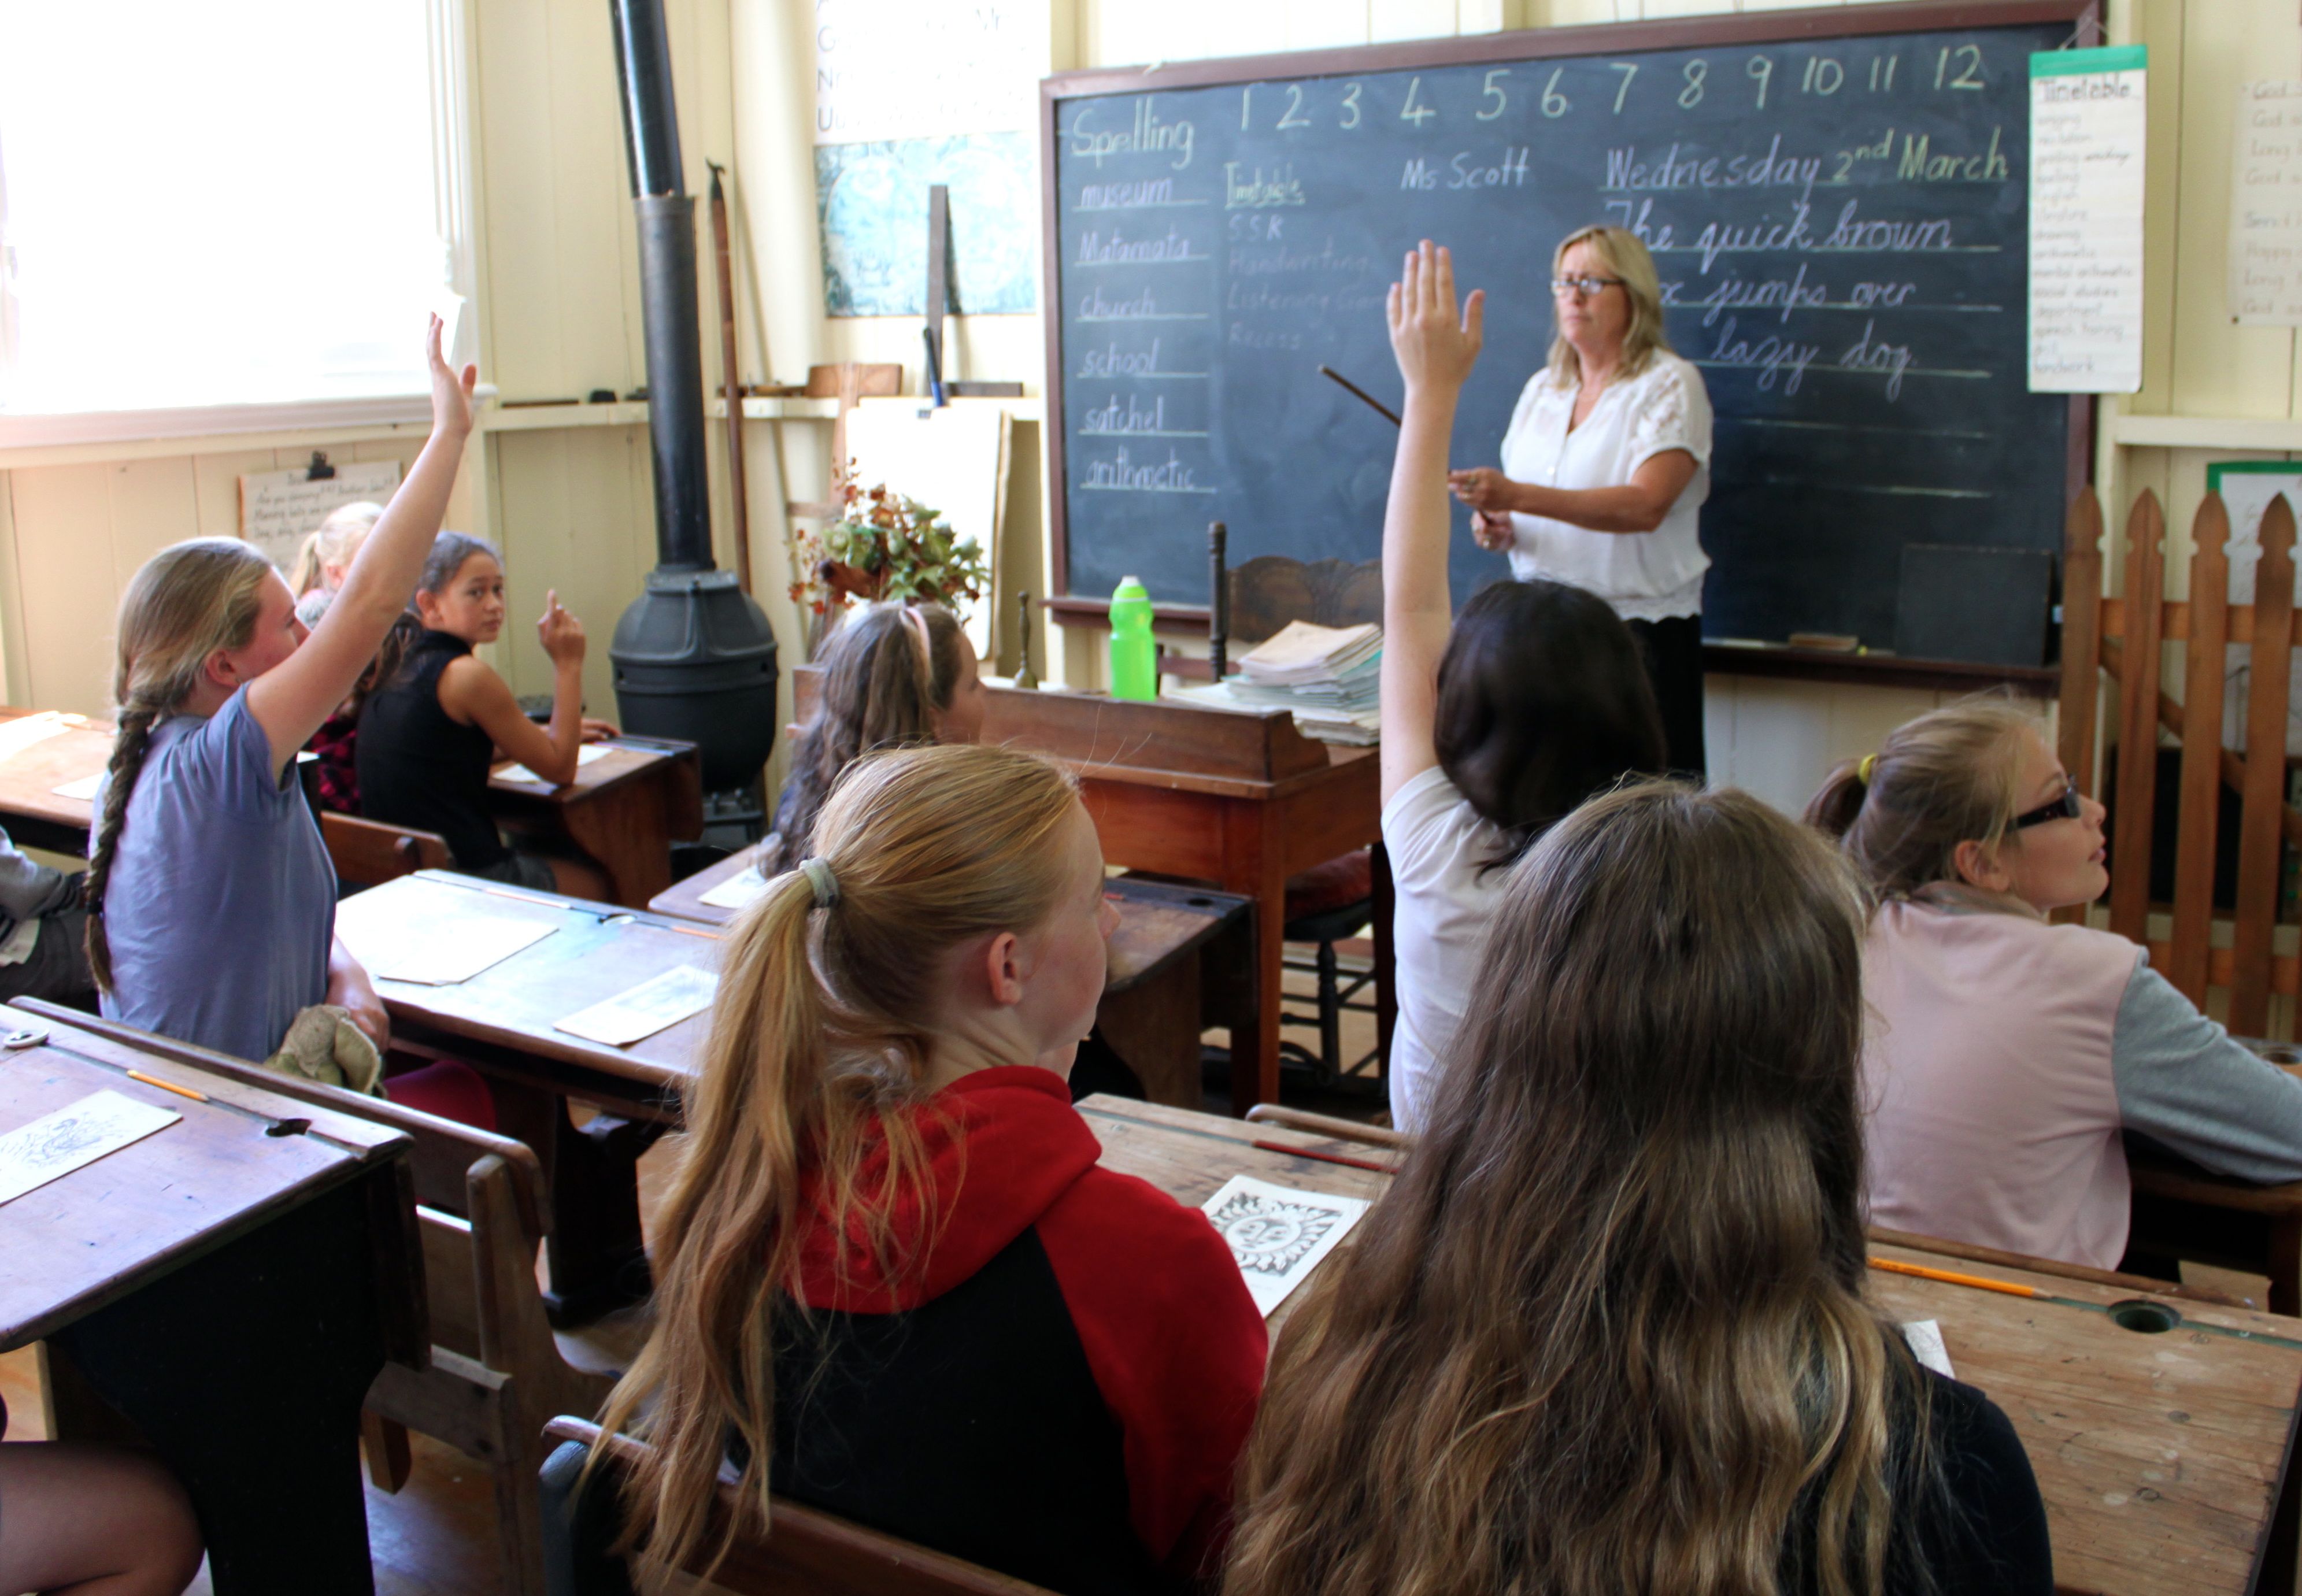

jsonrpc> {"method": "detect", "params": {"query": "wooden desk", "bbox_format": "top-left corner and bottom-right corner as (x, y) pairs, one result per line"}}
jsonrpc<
(0, 706), (112, 854)
(488, 736), (704, 909)
(794, 672), (1389, 1112)
(652, 854), (1254, 1109)
(1084, 1096), (2302, 1596)
(1, 1003), (421, 1594)
(332, 870), (713, 1321)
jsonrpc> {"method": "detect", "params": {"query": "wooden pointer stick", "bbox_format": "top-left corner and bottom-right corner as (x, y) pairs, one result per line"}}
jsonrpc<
(1319, 365), (1401, 427)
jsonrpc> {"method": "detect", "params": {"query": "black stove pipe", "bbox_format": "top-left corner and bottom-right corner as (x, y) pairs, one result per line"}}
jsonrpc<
(609, 0), (709, 572)
(602, 0), (780, 799)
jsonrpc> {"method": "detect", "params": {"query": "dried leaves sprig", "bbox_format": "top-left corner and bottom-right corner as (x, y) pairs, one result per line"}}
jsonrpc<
(789, 462), (989, 617)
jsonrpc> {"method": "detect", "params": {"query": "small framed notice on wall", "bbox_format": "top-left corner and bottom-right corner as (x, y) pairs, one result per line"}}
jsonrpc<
(2027, 45), (2146, 394)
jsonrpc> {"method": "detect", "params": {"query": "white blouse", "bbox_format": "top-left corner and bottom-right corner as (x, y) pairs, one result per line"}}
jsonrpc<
(1496, 350), (1713, 622)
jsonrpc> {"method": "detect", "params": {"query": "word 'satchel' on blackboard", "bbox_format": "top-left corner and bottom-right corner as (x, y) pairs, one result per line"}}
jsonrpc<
(1040, 2), (2094, 667)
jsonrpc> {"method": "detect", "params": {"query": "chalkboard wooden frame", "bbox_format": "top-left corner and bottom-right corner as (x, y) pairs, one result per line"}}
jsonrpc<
(1038, 0), (2101, 685)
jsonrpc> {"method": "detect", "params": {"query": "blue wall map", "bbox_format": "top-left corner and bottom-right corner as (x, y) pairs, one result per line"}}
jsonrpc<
(816, 132), (1038, 317)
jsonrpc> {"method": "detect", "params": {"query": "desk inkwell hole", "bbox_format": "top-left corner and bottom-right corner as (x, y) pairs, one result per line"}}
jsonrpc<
(266, 1118), (312, 1138)
(2108, 1298), (2181, 1334)
(1185, 897), (1214, 908)
(2253, 1042), (2302, 1066)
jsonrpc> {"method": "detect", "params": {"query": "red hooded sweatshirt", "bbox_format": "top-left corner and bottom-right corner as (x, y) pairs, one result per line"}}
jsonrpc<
(771, 1066), (1265, 1595)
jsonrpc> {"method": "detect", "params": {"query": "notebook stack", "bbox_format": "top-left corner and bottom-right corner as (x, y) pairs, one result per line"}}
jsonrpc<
(1175, 620), (1381, 745)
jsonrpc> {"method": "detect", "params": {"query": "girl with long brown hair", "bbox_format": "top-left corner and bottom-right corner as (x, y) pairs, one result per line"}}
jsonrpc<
(1808, 701), (2302, 1271)
(86, 318), (474, 1062)
(593, 742), (1263, 1594)
(763, 599), (985, 872)
(1224, 251), (2051, 1596)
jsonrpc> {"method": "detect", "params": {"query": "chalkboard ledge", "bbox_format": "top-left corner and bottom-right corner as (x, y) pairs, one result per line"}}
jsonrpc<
(1045, 597), (2057, 698)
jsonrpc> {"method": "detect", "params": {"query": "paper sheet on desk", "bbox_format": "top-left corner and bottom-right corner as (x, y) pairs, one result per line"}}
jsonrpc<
(1201, 1173), (1372, 1317)
(554, 965), (718, 1047)
(50, 773), (101, 801)
(0, 712), (69, 765)
(376, 915), (558, 986)
(0, 1088), (180, 1206)
(698, 866), (771, 911)
(1900, 1319), (1955, 1379)
(496, 745), (615, 787)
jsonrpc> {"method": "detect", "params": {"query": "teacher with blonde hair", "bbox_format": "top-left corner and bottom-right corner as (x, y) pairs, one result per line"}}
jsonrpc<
(1449, 223), (1712, 777)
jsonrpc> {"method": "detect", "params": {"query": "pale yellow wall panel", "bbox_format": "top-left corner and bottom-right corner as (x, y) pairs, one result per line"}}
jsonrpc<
(1370, 0), (1459, 45)
(472, 0), (568, 398)
(10, 465), (124, 716)
(102, 458), (202, 599)
(1285, 0), (1370, 51)
(188, 450), (282, 543)
(493, 427), (580, 703)
(0, 480), (26, 706)
(2168, 0), (2299, 418)
(2126, 0), (2185, 413)
(544, 2), (645, 400)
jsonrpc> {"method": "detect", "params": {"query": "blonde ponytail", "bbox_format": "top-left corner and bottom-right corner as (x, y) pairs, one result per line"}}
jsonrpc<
(595, 742), (1082, 1588)
(86, 539), (275, 992)
(287, 501), (384, 597)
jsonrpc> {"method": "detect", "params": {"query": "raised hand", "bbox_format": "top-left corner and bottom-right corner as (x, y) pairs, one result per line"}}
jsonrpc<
(538, 589), (587, 666)
(426, 313), (479, 439)
(1386, 240), (1484, 398)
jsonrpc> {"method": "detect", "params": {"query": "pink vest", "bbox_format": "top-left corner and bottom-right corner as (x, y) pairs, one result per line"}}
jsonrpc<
(1861, 898), (2139, 1270)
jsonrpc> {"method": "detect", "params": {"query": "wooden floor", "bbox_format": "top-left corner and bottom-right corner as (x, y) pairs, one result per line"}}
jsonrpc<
(0, 950), (1389, 1593)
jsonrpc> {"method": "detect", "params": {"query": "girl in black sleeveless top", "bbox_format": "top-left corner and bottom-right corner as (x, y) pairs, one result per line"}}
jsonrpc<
(357, 533), (615, 891)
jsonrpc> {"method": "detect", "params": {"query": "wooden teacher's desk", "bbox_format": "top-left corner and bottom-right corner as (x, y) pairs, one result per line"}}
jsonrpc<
(0, 706), (114, 854)
(652, 854), (1254, 1110)
(1, 1002), (421, 1594)
(1090, 1097), (2302, 1596)
(794, 671), (1389, 1112)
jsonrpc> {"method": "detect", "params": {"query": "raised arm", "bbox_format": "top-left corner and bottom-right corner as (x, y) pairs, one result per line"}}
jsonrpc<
(246, 318), (476, 775)
(1380, 241), (1483, 808)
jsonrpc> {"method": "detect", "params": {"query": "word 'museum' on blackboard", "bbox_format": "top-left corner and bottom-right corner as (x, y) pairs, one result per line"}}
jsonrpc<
(1040, 1), (2095, 665)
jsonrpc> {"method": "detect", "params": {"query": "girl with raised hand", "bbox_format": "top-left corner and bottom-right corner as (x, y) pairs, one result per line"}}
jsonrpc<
(595, 742), (1264, 1595)
(356, 531), (616, 893)
(1376, 239), (1666, 1132)
(1808, 701), (2302, 1271)
(1226, 782), (2052, 1596)
(84, 316), (475, 1062)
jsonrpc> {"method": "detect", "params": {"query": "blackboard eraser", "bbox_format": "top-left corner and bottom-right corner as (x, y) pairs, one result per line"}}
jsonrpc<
(1787, 632), (1863, 653)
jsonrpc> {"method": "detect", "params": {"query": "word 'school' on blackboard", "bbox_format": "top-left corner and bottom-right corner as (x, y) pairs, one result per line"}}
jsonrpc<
(1043, 5), (2088, 661)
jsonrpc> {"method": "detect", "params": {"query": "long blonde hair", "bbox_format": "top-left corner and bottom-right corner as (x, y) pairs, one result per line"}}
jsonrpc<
(1804, 699), (2035, 901)
(594, 742), (1082, 1588)
(85, 539), (276, 992)
(287, 500), (382, 596)
(1546, 223), (1672, 387)
(1225, 783), (1937, 1596)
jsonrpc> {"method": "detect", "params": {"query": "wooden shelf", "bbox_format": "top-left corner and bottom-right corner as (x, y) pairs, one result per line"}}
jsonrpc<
(2110, 413), (2302, 452)
(1704, 643), (2059, 697)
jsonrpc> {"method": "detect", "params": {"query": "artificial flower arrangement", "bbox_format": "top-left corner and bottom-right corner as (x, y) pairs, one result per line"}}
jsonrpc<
(789, 464), (990, 618)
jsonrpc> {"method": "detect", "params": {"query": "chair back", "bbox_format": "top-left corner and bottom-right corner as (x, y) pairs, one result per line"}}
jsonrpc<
(539, 1417), (1060, 1596)
(1227, 554), (1382, 645)
(324, 812), (455, 887)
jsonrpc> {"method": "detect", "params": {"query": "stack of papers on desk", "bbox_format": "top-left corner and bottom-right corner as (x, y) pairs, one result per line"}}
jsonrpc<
(1186, 621), (1382, 745)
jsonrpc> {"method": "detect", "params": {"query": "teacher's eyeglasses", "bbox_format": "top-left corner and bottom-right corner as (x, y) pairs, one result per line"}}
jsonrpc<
(2011, 782), (2084, 830)
(1551, 275), (1626, 298)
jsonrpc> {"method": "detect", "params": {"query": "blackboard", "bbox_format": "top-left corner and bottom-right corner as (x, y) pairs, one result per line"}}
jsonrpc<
(1040, 0), (2096, 665)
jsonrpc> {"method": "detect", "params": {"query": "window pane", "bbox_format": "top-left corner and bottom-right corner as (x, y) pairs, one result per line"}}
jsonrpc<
(0, 0), (447, 414)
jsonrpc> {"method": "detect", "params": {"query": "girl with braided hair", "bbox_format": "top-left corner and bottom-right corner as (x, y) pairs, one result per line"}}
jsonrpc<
(85, 317), (476, 1062)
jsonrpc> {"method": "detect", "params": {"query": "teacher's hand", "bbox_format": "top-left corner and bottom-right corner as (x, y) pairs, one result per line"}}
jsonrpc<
(1449, 468), (1515, 513)
(1471, 509), (1513, 551)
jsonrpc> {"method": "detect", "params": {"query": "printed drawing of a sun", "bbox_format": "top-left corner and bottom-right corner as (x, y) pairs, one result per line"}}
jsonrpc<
(1208, 1191), (1342, 1276)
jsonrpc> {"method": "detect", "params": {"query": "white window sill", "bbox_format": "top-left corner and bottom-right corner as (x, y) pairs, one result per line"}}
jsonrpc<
(0, 392), (434, 453)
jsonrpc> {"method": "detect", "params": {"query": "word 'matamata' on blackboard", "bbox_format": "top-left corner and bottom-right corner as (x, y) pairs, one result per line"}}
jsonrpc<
(1046, 17), (2079, 658)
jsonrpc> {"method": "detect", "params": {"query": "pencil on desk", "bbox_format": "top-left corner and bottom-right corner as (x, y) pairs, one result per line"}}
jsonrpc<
(1867, 1257), (2040, 1300)
(1252, 1138), (1398, 1175)
(126, 1068), (208, 1103)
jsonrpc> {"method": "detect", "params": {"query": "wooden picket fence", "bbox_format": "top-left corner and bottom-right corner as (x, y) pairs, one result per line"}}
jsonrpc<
(2061, 487), (2302, 1036)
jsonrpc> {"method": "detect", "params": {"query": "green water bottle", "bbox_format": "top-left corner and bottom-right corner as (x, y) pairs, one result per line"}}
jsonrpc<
(1108, 575), (1157, 701)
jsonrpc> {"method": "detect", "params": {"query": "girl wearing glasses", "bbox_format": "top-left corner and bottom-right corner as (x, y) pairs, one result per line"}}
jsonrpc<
(1447, 223), (1712, 777)
(1807, 700), (2302, 1271)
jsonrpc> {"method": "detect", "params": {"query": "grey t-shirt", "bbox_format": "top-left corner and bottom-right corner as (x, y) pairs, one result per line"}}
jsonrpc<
(98, 688), (335, 1061)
